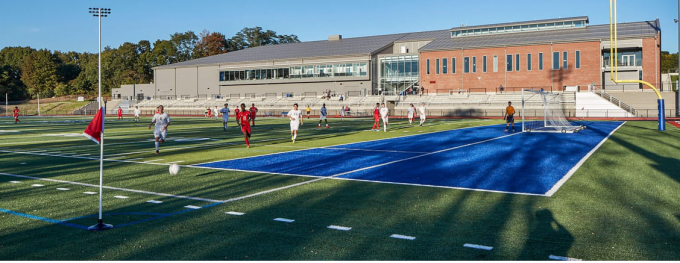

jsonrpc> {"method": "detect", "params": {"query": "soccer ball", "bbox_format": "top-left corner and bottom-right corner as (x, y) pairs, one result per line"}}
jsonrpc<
(169, 164), (180, 175)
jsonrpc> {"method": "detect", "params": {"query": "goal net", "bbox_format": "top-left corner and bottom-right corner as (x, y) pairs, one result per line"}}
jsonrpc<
(521, 89), (583, 133)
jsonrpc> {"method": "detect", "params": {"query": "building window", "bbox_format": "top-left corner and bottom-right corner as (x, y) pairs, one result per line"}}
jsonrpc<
(527, 53), (532, 71)
(515, 54), (520, 71)
(563, 51), (568, 69)
(464, 57), (470, 73)
(483, 56), (487, 73)
(575, 51), (580, 69)
(553, 52), (560, 70)
(472, 56), (477, 73)
(443, 58), (448, 74)
(506, 54), (512, 72)
(539, 53), (543, 70)
(427, 59), (430, 74)
(436, 58), (440, 74)
(452, 57), (456, 74)
(493, 55), (498, 72)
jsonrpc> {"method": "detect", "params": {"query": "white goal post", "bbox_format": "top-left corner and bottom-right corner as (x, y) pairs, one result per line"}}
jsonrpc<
(521, 89), (585, 133)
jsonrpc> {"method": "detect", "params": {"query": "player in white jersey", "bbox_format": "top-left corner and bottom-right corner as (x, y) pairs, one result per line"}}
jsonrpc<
(220, 103), (230, 131)
(379, 102), (389, 132)
(287, 103), (303, 143)
(407, 103), (415, 126)
(133, 106), (141, 122)
(213, 106), (219, 120)
(418, 102), (427, 126)
(148, 105), (171, 154)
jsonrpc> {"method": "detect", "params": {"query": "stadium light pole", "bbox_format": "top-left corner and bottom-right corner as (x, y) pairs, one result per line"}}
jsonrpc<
(87, 7), (113, 232)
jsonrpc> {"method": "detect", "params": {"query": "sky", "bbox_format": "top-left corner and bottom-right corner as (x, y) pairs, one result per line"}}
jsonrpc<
(0, 0), (678, 53)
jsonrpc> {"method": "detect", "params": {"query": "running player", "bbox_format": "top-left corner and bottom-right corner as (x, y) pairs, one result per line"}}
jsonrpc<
(117, 107), (123, 120)
(214, 106), (219, 120)
(407, 103), (415, 126)
(371, 103), (380, 131)
(318, 103), (328, 129)
(418, 102), (426, 126)
(249, 103), (258, 126)
(340, 105), (345, 121)
(133, 106), (141, 122)
(238, 103), (251, 148)
(13, 107), (20, 124)
(288, 103), (303, 143)
(306, 105), (311, 119)
(148, 105), (171, 154)
(234, 106), (241, 127)
(207, 107), (212, 119)
(380, 103), (389, 132)
(220, 103), (230, 131)
(504, 101), (516, 132)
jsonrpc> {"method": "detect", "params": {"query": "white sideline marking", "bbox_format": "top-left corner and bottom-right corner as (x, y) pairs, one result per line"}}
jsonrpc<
(9, 181), (20, 184)
(184, 205), (201, 209)
(83, 191), (97, 195)
(0, 130), (19, 133)
(114, 195), (129, 199)
(273, 218), (294, 223)
(168, 161), (185, 163)
(327, 225), (351, 231)
(544, 122), (626, 197)
(31, 184), (44, 187)
(549, 255), (581, 261)
(56, 188), (70, 191)
(0, 172), (223, 203)
(390, 234), (415, 240)
(463, 243), (493, 250)
(146, 200), (163, 204)
(225, 211), (244, 216)
(126, 158), (143, 161)
(108, 156), (128, 159)
(143, 159), (164, 163)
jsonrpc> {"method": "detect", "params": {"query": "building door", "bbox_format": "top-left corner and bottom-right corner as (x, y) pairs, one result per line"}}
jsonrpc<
(136, 93), (144, 101)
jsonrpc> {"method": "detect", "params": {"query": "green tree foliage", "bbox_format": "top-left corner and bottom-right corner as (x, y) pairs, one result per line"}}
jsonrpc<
(660, 51), (678, 73)
(0, 27), (298, 100)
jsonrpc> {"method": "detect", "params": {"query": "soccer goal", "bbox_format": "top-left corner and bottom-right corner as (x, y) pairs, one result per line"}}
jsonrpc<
(521, 89), (584, 133)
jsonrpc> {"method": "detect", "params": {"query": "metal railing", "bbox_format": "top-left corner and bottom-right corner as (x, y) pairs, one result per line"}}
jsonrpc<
(591, 85), (637, 116)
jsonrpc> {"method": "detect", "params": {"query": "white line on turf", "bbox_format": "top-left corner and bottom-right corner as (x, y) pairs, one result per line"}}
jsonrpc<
(184, 205), (201, 209)
(273, 218), (294, 223)
(146, 200), (163, 204)
(327, 225), (352, 231)
(142, 159), (163, 163)
(56, 188), (70, 191)
(549, 255), (581, 261)
(544, 122), (626, 197)
(390, 234), (415, 240)
(83, 191), (97, 195)
(9, 181), (20, 183)
(31, 184), (44, 187)
(463, 243), (493, 250)
(225, 211), (244, 216)
(0, 172), (224, 203)
(114, 196), (129, 199)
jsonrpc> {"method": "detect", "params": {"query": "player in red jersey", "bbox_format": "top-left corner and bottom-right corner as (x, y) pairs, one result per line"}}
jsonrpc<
(238, 103), (252, 148)
(13, 107), (20, 123)
(371, 103), (380, 131)
(249, 103), (258, 126)
(117, 107), (123, 120)
(234, 107), (241, 126)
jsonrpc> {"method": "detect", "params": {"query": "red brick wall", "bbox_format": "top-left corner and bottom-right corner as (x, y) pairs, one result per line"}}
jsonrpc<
(642, 36), (661, 87)
(419, 40), (656, 93)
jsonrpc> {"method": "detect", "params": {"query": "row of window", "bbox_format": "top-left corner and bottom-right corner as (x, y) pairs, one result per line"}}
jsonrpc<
(451, 20), (587, 38)
(426, 51), (581, 75)
(219, 63), (368, 82)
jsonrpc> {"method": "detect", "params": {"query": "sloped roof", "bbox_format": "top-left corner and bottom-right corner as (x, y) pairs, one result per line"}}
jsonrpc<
(449, 16), (589, 31)
(421, 20), (659, 51)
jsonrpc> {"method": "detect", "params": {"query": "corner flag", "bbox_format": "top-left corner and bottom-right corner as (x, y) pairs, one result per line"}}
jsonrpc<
(83, 107), (104, 144)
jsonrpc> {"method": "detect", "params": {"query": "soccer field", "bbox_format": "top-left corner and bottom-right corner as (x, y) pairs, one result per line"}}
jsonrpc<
(1, 116), (679, 260)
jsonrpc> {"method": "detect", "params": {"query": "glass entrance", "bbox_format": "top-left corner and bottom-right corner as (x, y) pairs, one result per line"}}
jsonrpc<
(378, 55), (419, 95)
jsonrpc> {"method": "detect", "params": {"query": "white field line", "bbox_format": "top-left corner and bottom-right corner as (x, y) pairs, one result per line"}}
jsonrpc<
(0, 172), (223, 203)
(544, 122), (625, 197)
(549, 255), (581, 261)
(463, 243), (493, 250)
(195, 120), (504, 166)
(390, 234), (415, 240)
(225, 211), (244, 216)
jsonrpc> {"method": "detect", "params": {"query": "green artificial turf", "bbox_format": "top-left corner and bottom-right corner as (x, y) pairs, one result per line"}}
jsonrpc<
(0, 116), (678, 260)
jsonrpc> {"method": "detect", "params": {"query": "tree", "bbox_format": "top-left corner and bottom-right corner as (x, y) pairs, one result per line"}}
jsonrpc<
(193, 30), (228, 58)
(151, 39), (179, 66)
(20, 49), (59, 98)
(660, 51), (678, 73)
(170, 31), (198, 61)
(0, 65), (27, 100)
(228, 27), (300, 51)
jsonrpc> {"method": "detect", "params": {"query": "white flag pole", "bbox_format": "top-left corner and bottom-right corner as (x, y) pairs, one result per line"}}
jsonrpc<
(88, 7), (112, 231)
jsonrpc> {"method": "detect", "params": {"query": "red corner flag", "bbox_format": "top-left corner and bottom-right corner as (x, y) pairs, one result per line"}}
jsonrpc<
(83, 107), (104, 144)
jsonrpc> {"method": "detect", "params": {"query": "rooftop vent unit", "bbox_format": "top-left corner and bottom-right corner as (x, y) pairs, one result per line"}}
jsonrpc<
(328, 35), (342, 41)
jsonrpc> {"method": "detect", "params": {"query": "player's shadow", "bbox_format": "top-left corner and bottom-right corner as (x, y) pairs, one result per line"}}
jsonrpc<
(517, 209), (574, 260)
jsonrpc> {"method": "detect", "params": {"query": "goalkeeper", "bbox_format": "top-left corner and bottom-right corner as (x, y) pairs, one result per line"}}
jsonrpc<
(504, 101), (515, 132)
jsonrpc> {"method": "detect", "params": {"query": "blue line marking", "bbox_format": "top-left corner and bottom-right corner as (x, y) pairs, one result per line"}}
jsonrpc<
(0, 208), (88, 230)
